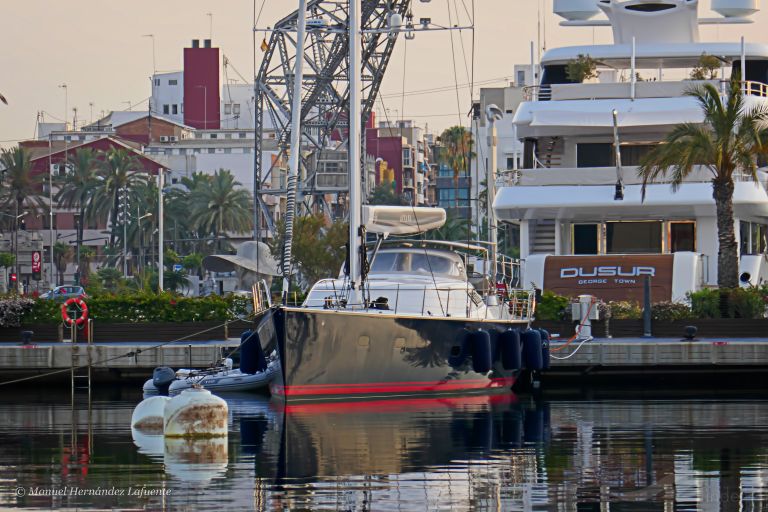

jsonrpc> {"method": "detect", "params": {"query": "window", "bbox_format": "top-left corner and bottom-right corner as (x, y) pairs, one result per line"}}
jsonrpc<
(438, 188), (469, 207)
(670, 222), (696, 252)
(577, 143), (612, 168)
(208, 148), (215, 154)
(517, 70), (526, 85)
(224, 148), (231, 154)
(741, 221), (768, 255)
(172, 104), (178, 115)
(239, 132), (246, 138)
(43, 214), (57, 229)
(163, 104), (170, 115)
(506, 156), (519, 170)
(224, 103), (232, 115)
(224, 133), (232, 139)
(233, 103), (241, 115)
(573, 224), (599, 254)
(154, 79), (160, 86)
(606, 221), (662, 254)
(210, 133), (217, 139)
(169, 79), (178, 85)
(402, 148), (412, 167)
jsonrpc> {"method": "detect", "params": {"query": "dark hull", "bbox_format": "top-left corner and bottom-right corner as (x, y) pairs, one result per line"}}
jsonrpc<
(255, 307), (527, 402)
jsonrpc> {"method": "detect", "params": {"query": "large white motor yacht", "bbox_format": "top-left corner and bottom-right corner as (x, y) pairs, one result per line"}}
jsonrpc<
(494, 0), (768, 302)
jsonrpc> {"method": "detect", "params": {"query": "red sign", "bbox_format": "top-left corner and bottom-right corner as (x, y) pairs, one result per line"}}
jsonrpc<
(31, 251), (41, 273)
(543, 255), (674, 302)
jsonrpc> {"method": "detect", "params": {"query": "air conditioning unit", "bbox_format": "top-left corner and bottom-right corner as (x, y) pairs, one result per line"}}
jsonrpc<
(169, 136), (178, 142)
(159, 136), (170, 142)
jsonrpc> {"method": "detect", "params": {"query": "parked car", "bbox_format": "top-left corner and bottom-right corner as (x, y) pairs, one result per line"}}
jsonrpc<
(40, 285), (87, 301)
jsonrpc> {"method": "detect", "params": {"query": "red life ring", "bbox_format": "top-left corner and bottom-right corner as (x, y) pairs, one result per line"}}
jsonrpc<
(61, 298), (89, 326)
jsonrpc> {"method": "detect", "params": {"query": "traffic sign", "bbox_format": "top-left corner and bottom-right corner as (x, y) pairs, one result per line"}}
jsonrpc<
(31, 251), (42, 281)
(172, 264), (183, 272)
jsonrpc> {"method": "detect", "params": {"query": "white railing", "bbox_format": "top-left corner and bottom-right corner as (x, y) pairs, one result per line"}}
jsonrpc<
(522, 85), (552, 101)
(302, 281), (534, 322)
(522, 80), (768, 102)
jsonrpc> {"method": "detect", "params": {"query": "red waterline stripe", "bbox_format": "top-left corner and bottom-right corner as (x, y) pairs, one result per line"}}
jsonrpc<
(280, 393), (518, 415)
(283, 378), (498, 391)
(272, 377), (515, 397)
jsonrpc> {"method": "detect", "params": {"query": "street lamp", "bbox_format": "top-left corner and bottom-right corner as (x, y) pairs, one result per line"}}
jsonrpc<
(158, 170), (167, 292)
(195, 85), (207, 129)
(1, 210), (28, 293)
(137, 212), (152, 275)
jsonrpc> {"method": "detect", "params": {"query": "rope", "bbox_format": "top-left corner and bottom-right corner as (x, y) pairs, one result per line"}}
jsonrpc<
(0, 314), (258, 387)
(549, 336), (593, 360)
(549, 299), (597, 353)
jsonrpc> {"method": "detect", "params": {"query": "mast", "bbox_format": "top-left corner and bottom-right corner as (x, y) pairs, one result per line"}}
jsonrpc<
(282, 0), (308, 302)
(347, 0), (363, 306)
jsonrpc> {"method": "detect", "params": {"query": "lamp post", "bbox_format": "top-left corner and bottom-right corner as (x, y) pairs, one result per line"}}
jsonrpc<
(158, 170), (165, 292)
(137, 211), (152, 275)
(1, 210), (28, 293)
(195, 85), (207, 129)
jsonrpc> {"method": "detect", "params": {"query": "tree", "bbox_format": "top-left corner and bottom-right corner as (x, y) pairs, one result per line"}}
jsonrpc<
(89, 148), (148, 248)
(690, 54), (721, 81)
(425, 212), (471, 242)
(55, 148), (99, 277)
(638, 76), (768, 288)
(0, 252), (15, 293)
(182, 253), (204, 278)
(79, 246), (95, 286)
(566, 54), (600, 83)
(271, 214), (348, 289)
(53, 241), (72, 285)
(369, 182), (405, 205)
(0, 147), (46, 229)
(438, 126), (474, 213)
(189, 169), (253, 253)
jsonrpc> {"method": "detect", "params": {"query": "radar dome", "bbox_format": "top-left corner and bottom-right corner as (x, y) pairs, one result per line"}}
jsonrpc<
(711, 0), (759, 17)
(554, 0), (600, 20)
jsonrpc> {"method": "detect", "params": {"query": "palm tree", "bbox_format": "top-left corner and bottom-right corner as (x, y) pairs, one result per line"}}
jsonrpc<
(0, 147), (47, 229)
(79, 246), (95, 286)
(639, 77), (768, 288)
(55, 148), (99, 280)
(189, 169), (253, 253)
(165, 172), (210, 255)
(53, 241), (72, 285)
(438, 126), (473, 208)
(89, 148), (148, 249)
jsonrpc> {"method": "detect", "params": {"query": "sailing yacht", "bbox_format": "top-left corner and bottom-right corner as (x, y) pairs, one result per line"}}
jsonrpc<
(250, 1), (536, 402)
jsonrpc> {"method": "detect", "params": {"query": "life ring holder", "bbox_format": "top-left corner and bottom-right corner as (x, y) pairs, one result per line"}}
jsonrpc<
(61, 298), (89, 327)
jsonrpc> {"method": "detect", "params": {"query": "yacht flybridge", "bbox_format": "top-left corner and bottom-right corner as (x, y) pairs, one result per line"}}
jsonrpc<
(494, 0), (768, 302)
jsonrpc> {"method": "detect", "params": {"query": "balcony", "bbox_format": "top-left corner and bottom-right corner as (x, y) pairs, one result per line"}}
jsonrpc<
(523, 80), (768, 102)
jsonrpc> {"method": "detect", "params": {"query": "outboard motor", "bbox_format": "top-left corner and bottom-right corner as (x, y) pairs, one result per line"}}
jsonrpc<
(152, 366), (176, 396)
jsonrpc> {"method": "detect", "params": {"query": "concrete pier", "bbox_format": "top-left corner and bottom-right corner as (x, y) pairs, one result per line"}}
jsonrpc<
(0, 340), (241, 383)
(546, 337), (768, 381)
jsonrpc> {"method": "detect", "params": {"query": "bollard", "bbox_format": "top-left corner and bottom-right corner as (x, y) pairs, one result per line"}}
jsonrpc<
(643, 275), (652, 338)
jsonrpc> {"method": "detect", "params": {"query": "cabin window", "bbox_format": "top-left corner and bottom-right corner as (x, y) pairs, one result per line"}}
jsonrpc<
(670, 222), (696, 252)
(741, 221), (768, 255)
(577, 143), (612, 168)
(606, 221), (662, 254)
(573, 224), (599, 255)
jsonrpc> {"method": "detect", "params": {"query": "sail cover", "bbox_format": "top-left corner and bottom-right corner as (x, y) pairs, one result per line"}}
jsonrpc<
(362, 206), (446, 236)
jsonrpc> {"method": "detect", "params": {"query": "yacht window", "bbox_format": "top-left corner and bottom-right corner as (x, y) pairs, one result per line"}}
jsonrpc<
(573, 224), (599, 255)
(740, 221), (768, 255)
(625, 3), (675, 12)
(577, 143), (613, 168)
(670, 222), (696, 252)
(371, 252), (397, 272)
(607, 222), (662, 254)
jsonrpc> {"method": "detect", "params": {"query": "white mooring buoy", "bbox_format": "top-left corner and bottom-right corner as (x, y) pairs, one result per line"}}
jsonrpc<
(164, 387), (228, 438)
(131, 396), (171, 434)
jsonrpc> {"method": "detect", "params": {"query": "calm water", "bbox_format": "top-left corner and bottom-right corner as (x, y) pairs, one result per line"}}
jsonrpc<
(0, 388), (767, 511)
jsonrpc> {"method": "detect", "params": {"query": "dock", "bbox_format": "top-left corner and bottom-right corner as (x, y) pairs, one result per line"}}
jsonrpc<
(545, 337), (768, 383)
(0, 340), (242, 384)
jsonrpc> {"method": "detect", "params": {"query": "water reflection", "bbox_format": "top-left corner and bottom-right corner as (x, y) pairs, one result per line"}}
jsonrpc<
(0, 388), (766, 510)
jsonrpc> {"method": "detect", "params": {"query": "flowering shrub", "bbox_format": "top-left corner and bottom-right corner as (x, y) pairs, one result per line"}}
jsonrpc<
(0, 296), (36, 327)
(651, 301), (693, 322)
(603, 301), (642, 320)
(18, 293), (252, 325)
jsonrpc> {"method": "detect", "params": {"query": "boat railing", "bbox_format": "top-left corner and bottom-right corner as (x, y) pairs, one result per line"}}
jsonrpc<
(303, 281), (535, 321)
(522, 84), (552, 101)
(251, 280), (273, 313)
(741, 80), (768, 98)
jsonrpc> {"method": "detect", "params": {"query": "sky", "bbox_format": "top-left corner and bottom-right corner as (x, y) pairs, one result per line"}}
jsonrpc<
(1, 0), (767, 148)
